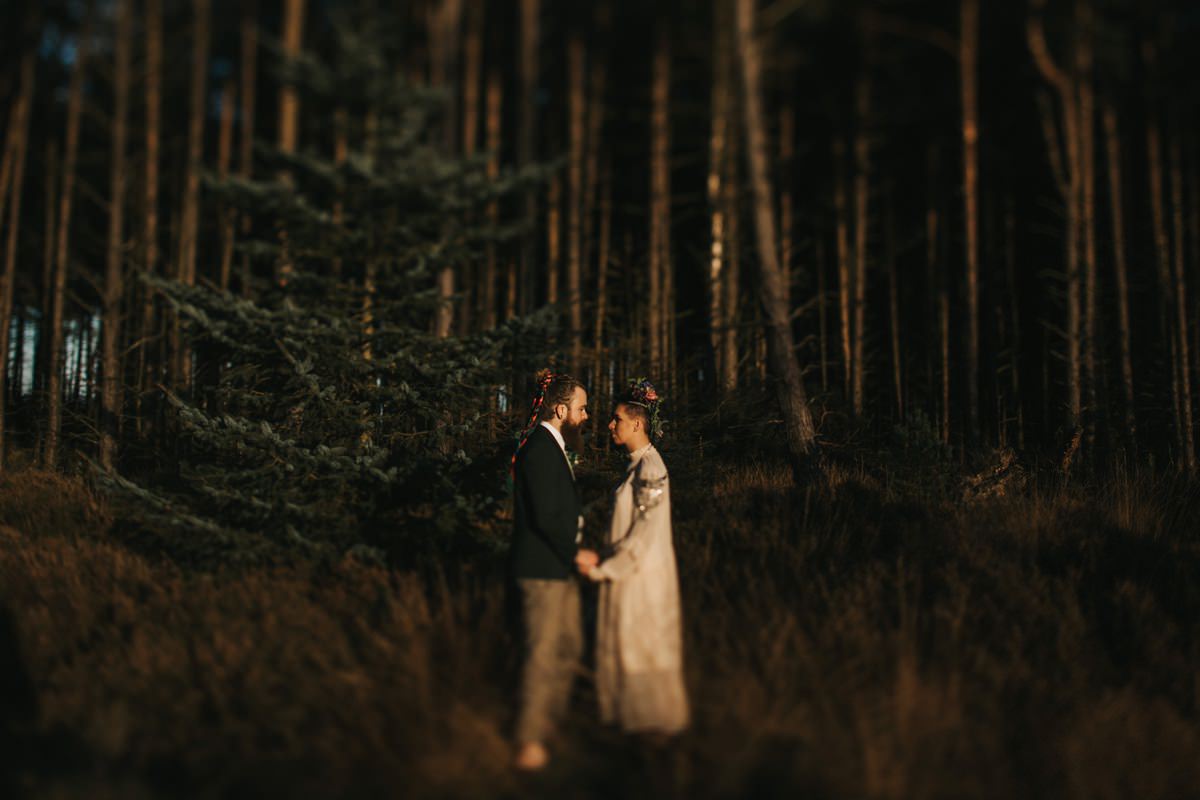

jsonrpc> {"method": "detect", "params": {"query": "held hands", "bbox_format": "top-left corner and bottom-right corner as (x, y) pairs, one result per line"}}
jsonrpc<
(575, 548), (602, 580)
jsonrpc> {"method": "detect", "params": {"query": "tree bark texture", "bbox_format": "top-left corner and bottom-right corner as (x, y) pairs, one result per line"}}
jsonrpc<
(734, 0), (816, 459)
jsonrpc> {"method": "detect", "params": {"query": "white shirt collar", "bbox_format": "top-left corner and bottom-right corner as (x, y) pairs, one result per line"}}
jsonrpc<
(539, 420), (567, 455)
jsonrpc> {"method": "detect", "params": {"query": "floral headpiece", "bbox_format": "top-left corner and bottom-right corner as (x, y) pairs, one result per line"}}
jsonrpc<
(622, 377), (665, 440)
(509, 368), (559, 487)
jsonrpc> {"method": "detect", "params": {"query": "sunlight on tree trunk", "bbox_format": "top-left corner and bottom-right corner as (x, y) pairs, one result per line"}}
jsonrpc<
(100, 0), (132, 471)
(734, 0), (815, 460)
(44, 10), (91, 469)
(0, 51), (34, 467)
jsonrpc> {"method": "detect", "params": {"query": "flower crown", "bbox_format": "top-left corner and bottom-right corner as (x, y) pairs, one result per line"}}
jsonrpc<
(623, 377), (665, 440)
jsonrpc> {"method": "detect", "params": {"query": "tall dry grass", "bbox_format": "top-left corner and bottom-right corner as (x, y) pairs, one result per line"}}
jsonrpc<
(2, 456), (1199, 798)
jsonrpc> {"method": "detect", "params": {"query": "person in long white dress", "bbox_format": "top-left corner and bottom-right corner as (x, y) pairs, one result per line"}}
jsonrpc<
(577, 383), (689, 735)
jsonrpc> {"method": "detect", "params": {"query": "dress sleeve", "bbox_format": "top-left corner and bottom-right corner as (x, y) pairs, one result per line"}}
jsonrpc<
(590, 457), (668, 582)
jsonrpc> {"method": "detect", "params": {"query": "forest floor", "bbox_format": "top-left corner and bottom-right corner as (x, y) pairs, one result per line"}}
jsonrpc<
(2, 441), (1200, 798)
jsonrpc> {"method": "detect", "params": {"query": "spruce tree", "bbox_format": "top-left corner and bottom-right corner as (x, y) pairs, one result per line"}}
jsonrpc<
(103, 9), (554, 566)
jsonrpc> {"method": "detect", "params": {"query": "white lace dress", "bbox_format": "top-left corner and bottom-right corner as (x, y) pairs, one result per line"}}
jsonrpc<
(590, 443), (689, 734)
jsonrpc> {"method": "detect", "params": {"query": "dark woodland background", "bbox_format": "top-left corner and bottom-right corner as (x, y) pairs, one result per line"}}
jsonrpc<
(1, 0), (1200, 797)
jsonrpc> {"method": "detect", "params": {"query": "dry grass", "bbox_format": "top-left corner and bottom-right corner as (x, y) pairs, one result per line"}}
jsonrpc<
(2, 457), (1200, 798)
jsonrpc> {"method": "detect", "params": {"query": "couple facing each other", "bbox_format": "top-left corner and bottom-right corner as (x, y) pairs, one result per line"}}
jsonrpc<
(509, 370), (688, 771)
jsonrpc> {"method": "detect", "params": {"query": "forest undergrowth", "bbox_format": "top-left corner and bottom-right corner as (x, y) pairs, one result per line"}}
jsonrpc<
(2, 434), (1200, 799)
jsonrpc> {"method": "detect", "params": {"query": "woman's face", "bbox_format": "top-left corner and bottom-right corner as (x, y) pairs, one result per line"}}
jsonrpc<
(608, 403), (642, 448)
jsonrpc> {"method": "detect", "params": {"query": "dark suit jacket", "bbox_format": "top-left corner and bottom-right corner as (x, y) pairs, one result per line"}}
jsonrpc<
(511, 424), (582, 580)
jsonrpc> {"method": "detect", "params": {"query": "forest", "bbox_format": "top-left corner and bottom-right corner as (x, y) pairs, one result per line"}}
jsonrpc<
(1, 0), (1199, 796)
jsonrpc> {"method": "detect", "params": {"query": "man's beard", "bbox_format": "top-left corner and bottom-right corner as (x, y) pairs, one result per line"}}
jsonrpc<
(562, 419), (586, 453)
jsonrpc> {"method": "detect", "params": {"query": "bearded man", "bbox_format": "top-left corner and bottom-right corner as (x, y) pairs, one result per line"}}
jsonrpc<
(510, 371), (597, 770)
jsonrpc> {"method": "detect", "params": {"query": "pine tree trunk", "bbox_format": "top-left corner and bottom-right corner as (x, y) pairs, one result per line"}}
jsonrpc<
(239, 1), (257, 297)
(1102, 103), (1135, 442)
(720, 102), (739, 393)
(721, 107), (740, 393)
(461, 1), (482, 157)
(173, 0), (210, 390)
(35, 141), (56, 403)
(100, 0), (132, 471)
(546, 173), (561, 306)
(708, 0), (731, 392)
(649, 32), (670, 377)
(429, 0), (462, 338)
(485, 70), (501, 329)
(136, 0), (162, 438)
(0, 51), (34, 467)
(779, 103), (794, 305)
(835, 137), (852, 403)
(594, 161), (612, 388)
(1077, 0), (1098, 449)
(1004, 191), (1024, 450)
(961, 0), (981, 443)
(331, 106), (347, 281)
(44, 11), (91, 469)
(518, 0), (539, 315)
(567, 34), (586, 370)
(581, 4), (609, 369)
(1028, 0), (1082, 431)
(885, 182), (902, 419)
(851, 64), (871, 417)
(1144, 41), (1183, 459)
(1169, 120), (1195, 469)
(275, 0), (304, 287)
(925, 146), (945, 439)
(817, 233), (828, 394)
(217, 80), (236, 291)
(734, 0), (816, 459)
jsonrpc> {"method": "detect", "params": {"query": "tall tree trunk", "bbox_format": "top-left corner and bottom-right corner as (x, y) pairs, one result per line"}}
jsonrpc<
(518, 0), (539, 315)
(851, 61), (871, 417)
(567, 34), (585, 370)
(0, 51), (34, 467)
(1028, 0), (1082, 431)
(217, 80), (236, 290)
(1144, 42), (1183, 460)
(721, 104), (740, 393)
(100, 0), (132, 471)
(137, 0), (163, 437)
(275, 0), (304, 287)
(1102, 103), (1135, 443)
(649, 31), (670, 377)
(484, 70), (501, 329)
(35, 141), (56, 403)
(44, 10), (92, 469)
(1004, 191), (1024, 449)
(461, 1), (482, 158)
(546, 173), (561, 305)
(173, 0), (210, 390)
(885, 182), (902, 419)
(581, 4), (610, 378)
(734, 0), (816, 459)
(239, 0), (258, 297)
(1077, 0), (1098, 450)
(331, 106), (347, 281)
(835, 137), (852, 403)
(817, 233), (828, 394)
(594, 161), (612, 393)
(1169, 119), (1195, 469)
(707, 0), (731, 392)
(961, 0), (981, 443)
(779, 102), (794, 305)
(429, 0), (463, 338)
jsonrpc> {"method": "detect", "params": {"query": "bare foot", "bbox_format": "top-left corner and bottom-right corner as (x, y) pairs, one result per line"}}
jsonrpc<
(513, 741), (549, 771)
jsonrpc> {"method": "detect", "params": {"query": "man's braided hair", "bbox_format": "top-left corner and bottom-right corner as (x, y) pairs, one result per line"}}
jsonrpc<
(508, 369), (583, 487)
(536, 372), (584, 422)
